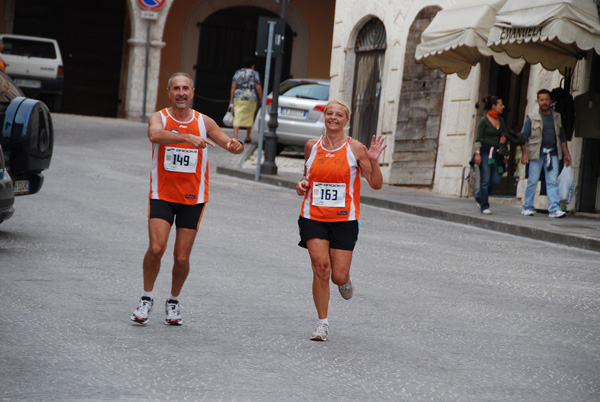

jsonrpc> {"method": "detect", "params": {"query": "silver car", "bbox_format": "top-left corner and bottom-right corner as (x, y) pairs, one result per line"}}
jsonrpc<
(251, 78), (330, 151)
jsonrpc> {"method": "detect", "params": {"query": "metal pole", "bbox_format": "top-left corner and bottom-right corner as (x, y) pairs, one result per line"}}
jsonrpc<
(255, 21), (276, 181)
(142, 19), (151, 122)
(260, 0), (288, 175)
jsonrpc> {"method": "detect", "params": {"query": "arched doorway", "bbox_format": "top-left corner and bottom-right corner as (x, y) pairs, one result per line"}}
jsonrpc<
(12, 0), (126, 116)
(194, 7), (293, 122)
(350, 18), (386, 147)
(391, 7), (445, 186)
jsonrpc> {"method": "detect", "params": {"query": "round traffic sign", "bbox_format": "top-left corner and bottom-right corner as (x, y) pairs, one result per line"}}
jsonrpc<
(136, 0), (166, 11)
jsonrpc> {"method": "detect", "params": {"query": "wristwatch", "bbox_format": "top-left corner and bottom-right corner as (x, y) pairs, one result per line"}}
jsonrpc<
(475, 151), (480, 154)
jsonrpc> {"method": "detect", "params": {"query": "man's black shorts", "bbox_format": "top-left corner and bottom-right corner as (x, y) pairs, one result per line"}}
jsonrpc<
(149, 199), (205, 230)
(298, 216), (359, 251)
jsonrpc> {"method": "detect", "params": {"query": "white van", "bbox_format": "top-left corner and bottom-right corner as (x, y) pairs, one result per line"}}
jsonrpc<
(0, 34), (64, 111)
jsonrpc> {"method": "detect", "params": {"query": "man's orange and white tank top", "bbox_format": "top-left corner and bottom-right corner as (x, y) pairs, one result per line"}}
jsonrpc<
(300, 136), (361, 222)
(149, 109), (209, 204)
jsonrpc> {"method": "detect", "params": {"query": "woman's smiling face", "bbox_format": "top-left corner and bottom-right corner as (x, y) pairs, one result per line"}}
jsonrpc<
(324, 103), (349, 131)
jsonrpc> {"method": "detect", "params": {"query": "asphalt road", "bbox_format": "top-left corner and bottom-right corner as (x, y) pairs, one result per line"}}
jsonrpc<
(0, 114), (598, 401)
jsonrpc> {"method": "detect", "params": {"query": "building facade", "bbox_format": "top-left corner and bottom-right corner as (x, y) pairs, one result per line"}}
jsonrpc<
(329, 0), (599, 213)
(2, 0), (597, 212)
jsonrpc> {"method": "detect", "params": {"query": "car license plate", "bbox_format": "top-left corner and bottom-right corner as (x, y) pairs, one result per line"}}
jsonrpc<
(279, 107), (306, 117)
(15, 79), (42, 89)
(14, 180), (30, 195)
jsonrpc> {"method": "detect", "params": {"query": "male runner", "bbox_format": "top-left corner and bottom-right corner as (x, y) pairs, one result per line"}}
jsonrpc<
(131, 72), (243, 325)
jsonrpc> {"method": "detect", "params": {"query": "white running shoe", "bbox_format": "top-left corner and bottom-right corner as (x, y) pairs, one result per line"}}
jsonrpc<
(482, 209), (492, 215)
(521, 208), (535, 216)
(165, 299), (182, 325)
(131, 296), (154, 324)
(548, 210), (566, 218)
(338, 278), (354, 300)
(310, 323), (329, 341)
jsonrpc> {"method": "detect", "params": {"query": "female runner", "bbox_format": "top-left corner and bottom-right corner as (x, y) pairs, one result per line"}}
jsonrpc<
(296, 99), (387, 341)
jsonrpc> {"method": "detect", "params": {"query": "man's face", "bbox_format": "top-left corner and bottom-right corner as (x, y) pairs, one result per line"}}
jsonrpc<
(168, 76), (194, 109)
(537, 93), (552, 113)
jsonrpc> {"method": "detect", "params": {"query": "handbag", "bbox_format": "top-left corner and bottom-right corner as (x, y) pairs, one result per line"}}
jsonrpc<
(557, 165), (573, 203)
(222, 105), (234, 127)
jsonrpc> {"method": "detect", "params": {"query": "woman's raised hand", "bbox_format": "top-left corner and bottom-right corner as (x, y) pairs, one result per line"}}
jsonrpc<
(364, 135), (387, 161)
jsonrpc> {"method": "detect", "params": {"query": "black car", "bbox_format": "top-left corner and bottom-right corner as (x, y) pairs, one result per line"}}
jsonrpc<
(0, 70), (53, 224)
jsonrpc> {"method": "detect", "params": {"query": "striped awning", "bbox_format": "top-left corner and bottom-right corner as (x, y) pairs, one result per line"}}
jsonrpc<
(488, 0), (600, 74)
(415, 0), (525, 79)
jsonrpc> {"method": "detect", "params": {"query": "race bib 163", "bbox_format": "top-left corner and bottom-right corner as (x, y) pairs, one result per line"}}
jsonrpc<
(312, 182), (346, 207)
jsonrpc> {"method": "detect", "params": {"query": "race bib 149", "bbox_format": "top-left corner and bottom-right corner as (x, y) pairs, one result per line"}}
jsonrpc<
(164, 147), (198, 173)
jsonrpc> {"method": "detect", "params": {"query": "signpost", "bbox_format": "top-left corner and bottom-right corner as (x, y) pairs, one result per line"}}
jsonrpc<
(136, 0), (166, 11)
(141, 10), (158, 20)
(260, 0), (289, 176)
(136, 0), (166, 122)
(256, 17), (285, 58)
(254, 17), (284, 181)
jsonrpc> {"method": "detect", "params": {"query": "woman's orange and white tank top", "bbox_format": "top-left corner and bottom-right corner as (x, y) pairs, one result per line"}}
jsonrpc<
(149, 109), (209, 204)
(300, 136), (361, 222)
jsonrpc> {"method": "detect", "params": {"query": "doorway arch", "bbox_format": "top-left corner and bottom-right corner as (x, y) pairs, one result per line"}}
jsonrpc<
(12, 0), (127, 116)
(349, 18), (386, 147)
(192, 7), (293, 121)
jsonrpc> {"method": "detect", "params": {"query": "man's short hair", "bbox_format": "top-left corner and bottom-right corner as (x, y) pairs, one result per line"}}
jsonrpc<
(537, 89), (551, 99)
(168, 72), (194, 89)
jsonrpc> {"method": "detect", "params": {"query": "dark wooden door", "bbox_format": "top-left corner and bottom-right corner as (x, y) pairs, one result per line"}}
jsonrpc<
(13, 0), (126, 117)
(350, 18), (386, 147)
(577, 53), (600, 213)
(578, 140), (599, 213)
(488, 62), (530, 196)
(194, 7), (293, 122)
(351, 50), (384, 147)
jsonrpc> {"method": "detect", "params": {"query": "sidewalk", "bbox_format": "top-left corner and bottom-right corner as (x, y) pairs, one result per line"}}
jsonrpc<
(216, 143), (600, 253)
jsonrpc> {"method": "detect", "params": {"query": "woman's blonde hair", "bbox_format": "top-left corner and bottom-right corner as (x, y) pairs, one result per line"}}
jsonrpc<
(324, 99), (351, 119)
